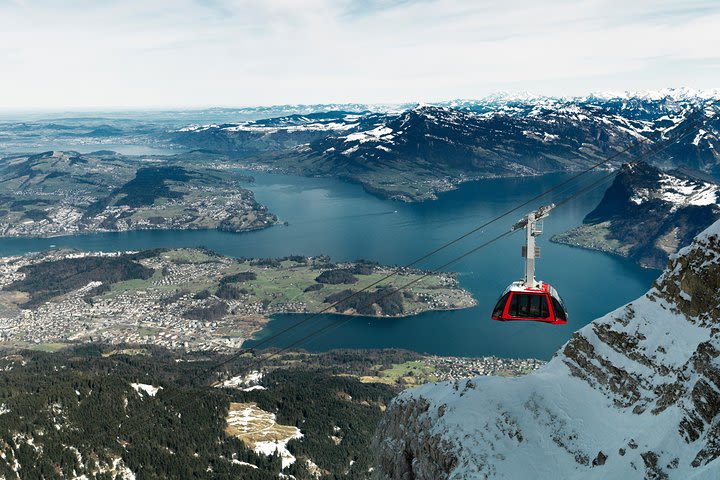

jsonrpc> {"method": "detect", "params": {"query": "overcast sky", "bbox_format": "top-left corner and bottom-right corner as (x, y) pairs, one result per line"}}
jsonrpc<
(1, 0), (719, 109)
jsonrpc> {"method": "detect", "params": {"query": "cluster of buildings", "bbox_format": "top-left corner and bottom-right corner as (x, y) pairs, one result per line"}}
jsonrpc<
(425, 355), (545, 381)
(0, 185), (275, 238)
(0, 251), (252, 352)
(0, 250), (477, 354)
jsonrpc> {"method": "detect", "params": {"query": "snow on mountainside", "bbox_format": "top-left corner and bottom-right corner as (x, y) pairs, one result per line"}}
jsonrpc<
(630, 172), (718, 209)
(256, 104), (646, 201)
(553, 162), (720, 269)
(373, 220), (720, 480)
(177, 111), (367, 134)
(169, 90), (720, 202)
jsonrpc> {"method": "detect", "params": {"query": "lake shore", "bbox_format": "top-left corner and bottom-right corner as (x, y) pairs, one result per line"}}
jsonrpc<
(0, 248), (475, 353)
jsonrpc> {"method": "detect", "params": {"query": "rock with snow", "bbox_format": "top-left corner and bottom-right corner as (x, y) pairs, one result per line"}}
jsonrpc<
(373, 219), (720, 479)
(555, 161), (720, 268)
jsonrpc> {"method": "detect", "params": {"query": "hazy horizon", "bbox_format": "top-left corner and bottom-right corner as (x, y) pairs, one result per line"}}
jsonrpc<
(0, 86), (718, 117)
(2, 0), (719, 109)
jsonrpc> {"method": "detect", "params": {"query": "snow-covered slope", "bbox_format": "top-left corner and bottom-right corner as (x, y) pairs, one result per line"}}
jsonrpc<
(552, 161), (720, 268)
(629, 171), (718, 208)
(168, 90), (719, 202)
(374, 220), (720, 479)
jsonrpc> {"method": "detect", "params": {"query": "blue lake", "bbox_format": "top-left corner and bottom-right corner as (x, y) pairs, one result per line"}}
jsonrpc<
(0, 171), (659, 360)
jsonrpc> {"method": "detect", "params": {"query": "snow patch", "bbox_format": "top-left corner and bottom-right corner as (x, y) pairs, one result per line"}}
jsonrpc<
(630, 173), (718, 210)
(342, 145), (359, 156)
(693, 129), (707, 146)
(241, 385), (266, 392)
(130, 383), (162, 397)
(344, 126), (393, 144)
(231, 458), (258, 469)
(225, 402), (303, 470)
(217, 370), (264, 390)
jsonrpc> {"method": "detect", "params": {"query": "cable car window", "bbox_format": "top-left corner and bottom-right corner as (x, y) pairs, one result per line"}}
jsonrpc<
(551, 297), (567, 321)
(492, 293), (510, 318)
(509, 293), (549, 318)
(508, 294), (519, 316)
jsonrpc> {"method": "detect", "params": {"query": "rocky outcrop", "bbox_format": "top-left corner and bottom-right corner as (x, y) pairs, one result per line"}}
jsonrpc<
(374, 220), (720, 479)
(553, 162), (720, 268)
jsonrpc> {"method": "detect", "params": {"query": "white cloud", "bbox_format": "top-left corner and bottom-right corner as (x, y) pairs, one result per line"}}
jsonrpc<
(0, 0), (718, 109)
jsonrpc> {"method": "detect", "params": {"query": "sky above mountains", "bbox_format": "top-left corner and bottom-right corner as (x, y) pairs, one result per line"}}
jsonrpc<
(1, 0), (719, 109)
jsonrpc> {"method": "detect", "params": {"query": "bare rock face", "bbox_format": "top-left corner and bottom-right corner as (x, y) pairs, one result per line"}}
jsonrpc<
(373, 220), (720, 480)
(372, 397), (458, 480)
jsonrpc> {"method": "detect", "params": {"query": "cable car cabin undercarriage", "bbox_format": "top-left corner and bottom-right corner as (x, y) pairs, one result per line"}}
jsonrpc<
(491, 204), (568, 325)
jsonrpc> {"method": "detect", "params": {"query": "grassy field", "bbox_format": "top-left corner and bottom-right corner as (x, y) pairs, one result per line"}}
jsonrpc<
(28, 342), (70, 352)
(551, 221), (629, 256)
(160, 249), (220, 264)
(358, 360), (438, 386)
(99, 249), (474, 318)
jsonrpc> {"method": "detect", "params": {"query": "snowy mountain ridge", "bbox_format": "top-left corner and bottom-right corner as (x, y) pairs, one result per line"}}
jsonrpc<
(174, 88), (719, 135)
(373, 220), (720, 479)
(630, 172), (718, 210)
(170, 91), (719, 202)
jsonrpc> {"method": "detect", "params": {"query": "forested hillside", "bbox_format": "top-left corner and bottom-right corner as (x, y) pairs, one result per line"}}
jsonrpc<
(0, 347), (414, 479)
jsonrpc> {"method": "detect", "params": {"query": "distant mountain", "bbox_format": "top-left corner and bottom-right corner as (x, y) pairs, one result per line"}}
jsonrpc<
(0, 151), (277, 237)
(374, 219), (720, 480)
(265, 104), (652, 201)
(168, 110), (382, 157)
(553, 162), (720, 268)
(170, 89), (720, 202)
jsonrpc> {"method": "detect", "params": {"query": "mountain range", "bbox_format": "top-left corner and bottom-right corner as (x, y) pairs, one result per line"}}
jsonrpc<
(170, 89), (720, 201)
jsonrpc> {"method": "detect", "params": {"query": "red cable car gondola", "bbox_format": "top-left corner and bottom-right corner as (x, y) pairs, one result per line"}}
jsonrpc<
(491, 204), (568, 325)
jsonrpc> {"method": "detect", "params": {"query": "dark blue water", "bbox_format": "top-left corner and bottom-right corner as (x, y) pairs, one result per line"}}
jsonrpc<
(0, 171), (659, 360)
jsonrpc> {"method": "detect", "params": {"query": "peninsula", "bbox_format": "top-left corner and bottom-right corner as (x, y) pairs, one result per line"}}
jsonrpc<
(0, 150), (277, 237)
(0, 248), (476, 352)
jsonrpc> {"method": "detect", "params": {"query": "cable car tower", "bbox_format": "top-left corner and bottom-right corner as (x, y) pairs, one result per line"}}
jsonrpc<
(491, 204), (568, 324)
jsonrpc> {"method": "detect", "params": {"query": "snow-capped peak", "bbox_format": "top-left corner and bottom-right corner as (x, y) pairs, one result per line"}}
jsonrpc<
(589, 87), (720, 102)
